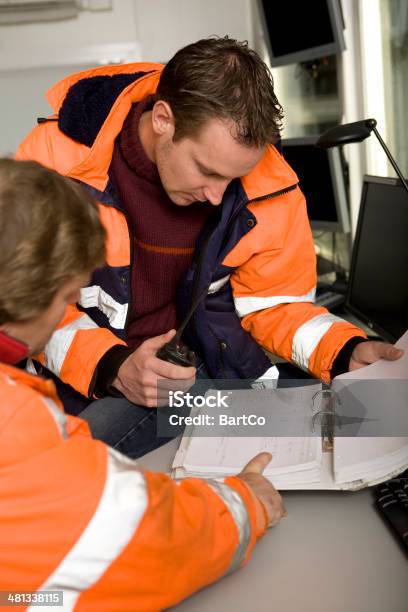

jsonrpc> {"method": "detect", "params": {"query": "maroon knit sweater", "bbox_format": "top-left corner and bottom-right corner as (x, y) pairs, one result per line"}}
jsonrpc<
(110, 96), (213, 349)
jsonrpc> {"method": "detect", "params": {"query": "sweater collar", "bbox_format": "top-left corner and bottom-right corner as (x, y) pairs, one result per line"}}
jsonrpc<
(0, 331), (28, 365)
(119, 94), (161, 185)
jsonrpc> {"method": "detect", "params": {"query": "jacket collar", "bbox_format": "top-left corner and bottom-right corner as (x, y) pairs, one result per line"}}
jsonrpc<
(0, 361), (60, 402)
(240, 144), (298, 202)
(46, 62), (164, 113)
(50, 64), (163, 191)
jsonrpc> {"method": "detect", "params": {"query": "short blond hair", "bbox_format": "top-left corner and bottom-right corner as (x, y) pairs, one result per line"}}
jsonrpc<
(0, 159), (105, 324)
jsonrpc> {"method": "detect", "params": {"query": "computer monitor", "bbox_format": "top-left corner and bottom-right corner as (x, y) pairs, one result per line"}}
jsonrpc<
(281, 136), (350, 232)
(257, 0), (346, 67)
(346, 176), (408, 342)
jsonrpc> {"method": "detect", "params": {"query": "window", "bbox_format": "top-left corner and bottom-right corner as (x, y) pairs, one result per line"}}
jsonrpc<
(380, 0), (408, 175)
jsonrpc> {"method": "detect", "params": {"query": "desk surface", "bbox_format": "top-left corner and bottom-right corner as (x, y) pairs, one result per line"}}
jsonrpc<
(141, 438), (408, 612)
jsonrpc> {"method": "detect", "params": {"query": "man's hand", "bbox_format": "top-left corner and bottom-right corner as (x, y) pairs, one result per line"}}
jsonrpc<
(112, 329), (196, 407)
(237, 452), (287, 527)
(349, 340), (404, 372)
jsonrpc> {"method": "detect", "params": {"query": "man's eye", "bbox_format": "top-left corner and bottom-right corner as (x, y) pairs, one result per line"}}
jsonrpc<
(198, 165), (213, 177)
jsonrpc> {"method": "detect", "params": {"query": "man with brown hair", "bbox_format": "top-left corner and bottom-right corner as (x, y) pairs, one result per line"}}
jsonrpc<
(16, 37), (402, 457)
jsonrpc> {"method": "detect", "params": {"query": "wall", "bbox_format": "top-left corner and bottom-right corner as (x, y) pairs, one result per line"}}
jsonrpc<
(133, 0), (252, 63)
(0, 0), (252, 154)
(0, 0), (139, 154)
(0, 1), (139, 70)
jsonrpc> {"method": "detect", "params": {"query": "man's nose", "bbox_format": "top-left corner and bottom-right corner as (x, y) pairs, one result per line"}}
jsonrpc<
(203, 182), (227, 206)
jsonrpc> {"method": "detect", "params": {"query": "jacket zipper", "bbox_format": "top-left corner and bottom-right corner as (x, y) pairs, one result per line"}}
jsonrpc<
(190, 182), (299, 308)
(227, 182), (299, 229)
(121, 209), (134, 335)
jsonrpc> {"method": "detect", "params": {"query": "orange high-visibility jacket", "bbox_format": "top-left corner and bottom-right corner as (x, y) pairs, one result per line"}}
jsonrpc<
(16, 63), (366, 395)
(0, 361), (267, 611)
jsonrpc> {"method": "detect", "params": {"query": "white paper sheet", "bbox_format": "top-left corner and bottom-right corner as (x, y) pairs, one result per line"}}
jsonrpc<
(182, 435), (322, 475)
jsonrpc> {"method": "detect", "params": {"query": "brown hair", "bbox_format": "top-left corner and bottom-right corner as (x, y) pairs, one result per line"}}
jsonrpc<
(0, 159), (105, 324)
(157, 36), (284, 147)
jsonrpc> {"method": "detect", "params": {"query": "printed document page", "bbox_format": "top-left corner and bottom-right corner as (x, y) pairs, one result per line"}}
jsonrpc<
(183, 435), (322, 475)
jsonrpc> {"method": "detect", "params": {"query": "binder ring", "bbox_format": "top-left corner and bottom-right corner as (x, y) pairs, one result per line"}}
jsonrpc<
(311, 389), (342, 434)
(311, 389), (341, 413)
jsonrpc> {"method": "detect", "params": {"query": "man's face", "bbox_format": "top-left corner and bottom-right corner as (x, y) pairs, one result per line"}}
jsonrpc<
(153, 110), (265, 206)
(2, 273), (90, 355)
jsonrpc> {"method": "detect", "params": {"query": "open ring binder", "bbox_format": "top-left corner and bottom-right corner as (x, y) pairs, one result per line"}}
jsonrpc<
(172, 330), (408, 489)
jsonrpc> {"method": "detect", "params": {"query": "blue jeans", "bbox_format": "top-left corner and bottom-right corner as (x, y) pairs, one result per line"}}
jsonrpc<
(78, 360), (212, 459)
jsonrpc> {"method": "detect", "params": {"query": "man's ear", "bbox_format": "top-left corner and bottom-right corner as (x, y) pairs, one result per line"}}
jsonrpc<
(151, 100), (175, 138)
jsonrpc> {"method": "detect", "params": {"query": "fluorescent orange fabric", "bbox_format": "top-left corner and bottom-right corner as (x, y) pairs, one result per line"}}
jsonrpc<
(240, 143), (298, 201)
(0, 362), (266, 611)
(32, 304), (126, 397)
(98, 204), (130, 267)
(17, 64), (163, 192)
(0, 365), (105, 595)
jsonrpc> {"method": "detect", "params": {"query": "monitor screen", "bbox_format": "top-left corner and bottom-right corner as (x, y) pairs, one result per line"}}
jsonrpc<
(258, 0), (345, 67)
(346, 176), (408, 341)
(281, 137), (350, 232)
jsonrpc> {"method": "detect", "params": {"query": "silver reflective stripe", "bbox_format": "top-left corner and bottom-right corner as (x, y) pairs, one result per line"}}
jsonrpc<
(208, 275), (231, 295)
(79, 285), (128, 329)
(29, 448), (147, 612)
(26, 358), (37, 375)
(292, 313), (343, 371)
(41, 396), (68, 440)
(207, 480), (251, 574)
(234, 287), (316, 317)
(44, 314), (99, 376)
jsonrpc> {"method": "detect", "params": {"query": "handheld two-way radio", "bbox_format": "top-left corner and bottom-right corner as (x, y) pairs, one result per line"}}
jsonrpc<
(156, 286), (209, 367)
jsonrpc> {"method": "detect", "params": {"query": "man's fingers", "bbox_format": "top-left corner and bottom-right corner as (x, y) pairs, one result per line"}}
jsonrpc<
(355, 341), (404, 365)
(145, 331), (197, 380)
(153, 356), (196, 380)
(241, 452), (272, 475)
(382, 345), (404, 361)
(144, 329), (177, 351)
(367, 341), (404, 362)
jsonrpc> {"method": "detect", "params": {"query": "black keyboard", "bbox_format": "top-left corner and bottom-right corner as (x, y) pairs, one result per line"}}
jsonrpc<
(373, 469), (408, 551)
